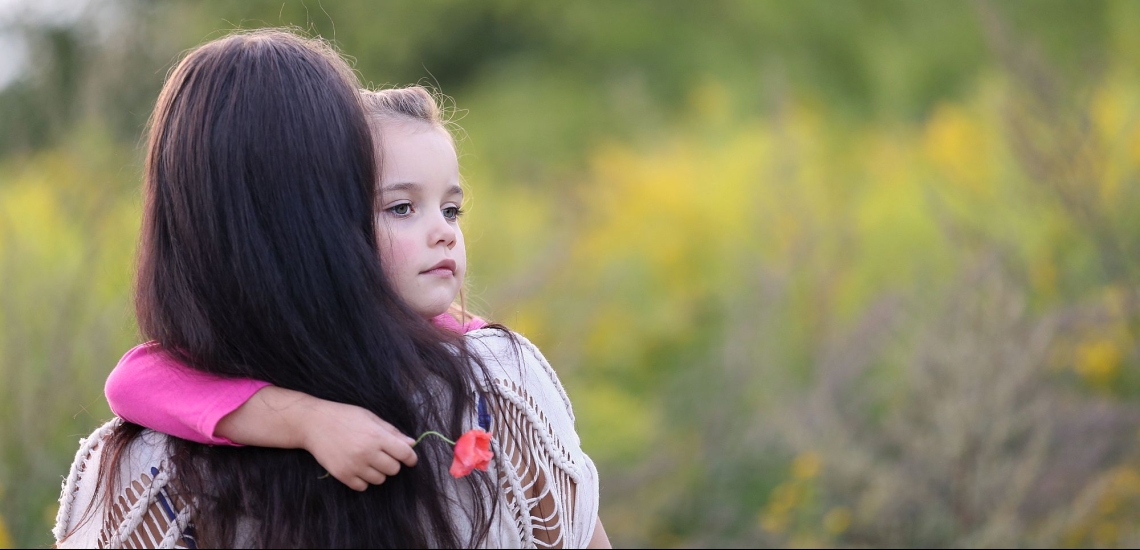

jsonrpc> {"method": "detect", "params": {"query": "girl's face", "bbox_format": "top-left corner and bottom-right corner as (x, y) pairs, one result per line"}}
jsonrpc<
(375, 119), (466, 319)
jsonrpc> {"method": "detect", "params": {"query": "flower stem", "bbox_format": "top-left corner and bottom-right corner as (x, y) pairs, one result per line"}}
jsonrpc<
(414, 431), (455, 447)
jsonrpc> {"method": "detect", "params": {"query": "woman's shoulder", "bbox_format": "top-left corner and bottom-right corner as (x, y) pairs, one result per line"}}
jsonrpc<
(462, 327), (538, 372)
(463, 327), (554, 377)
(462, 328), (601, 548)
(463, 328), (575, 421)
(54, 419), (183, 548)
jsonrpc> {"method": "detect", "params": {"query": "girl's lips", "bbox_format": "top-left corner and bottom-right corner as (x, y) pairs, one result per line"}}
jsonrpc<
(421, 259), (456, 277)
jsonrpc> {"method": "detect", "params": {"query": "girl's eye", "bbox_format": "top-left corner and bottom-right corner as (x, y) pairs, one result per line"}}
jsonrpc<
(443, 206), (463, 220)
(388, 203), (412, 216)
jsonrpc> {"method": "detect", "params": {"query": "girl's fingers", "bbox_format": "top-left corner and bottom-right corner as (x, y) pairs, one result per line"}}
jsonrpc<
(372, 453), (403, 476)
(360, 467), (387, 486)
(385, 439), (418, 468)
(372, 417), (408, 438)
(346, 477), (369, 492)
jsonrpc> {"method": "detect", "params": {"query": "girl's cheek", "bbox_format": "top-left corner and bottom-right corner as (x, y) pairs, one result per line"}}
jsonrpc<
(377, 228), (412, 280)
(382, 235), (419, 279)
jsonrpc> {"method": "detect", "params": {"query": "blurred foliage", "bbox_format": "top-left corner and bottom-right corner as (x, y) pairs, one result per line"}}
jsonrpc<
(3, 0), (1140, 547)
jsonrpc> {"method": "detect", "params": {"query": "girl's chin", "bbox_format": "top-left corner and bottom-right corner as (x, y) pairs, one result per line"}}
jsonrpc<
(413, 299), (455, 320)
(405, 282), (459, 320)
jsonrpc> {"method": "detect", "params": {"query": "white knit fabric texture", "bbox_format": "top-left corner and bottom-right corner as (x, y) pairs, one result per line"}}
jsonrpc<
(53, 329), (599, 549)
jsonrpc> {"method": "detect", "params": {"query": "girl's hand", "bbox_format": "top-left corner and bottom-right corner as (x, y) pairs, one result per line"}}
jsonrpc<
(215, 386), (418, 492)
(300, 399), (420, 491)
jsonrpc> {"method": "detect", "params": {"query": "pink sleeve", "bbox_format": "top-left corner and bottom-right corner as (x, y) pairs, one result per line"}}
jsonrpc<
(104, 343), (271, 446)
(431, 313), (489, 333)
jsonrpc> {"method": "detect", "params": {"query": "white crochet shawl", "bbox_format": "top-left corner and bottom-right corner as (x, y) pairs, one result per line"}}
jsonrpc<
(53, 329), (600, 549)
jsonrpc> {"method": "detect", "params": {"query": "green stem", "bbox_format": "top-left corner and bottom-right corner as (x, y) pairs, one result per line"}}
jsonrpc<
(414, 431), (456, 446)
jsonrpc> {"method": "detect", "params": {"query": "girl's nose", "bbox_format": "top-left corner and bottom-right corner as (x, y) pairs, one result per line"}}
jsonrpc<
(428, 212), (457, 249)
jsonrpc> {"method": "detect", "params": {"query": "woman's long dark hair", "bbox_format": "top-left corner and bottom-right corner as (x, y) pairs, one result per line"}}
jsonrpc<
(97, 29), (496, 548)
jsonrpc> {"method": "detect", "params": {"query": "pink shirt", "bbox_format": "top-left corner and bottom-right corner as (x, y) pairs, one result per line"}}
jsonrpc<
(105, 313), (488, 446)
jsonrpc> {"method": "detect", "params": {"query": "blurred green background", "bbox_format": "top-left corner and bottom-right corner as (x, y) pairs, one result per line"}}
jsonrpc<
(4, 0), (1140, 547)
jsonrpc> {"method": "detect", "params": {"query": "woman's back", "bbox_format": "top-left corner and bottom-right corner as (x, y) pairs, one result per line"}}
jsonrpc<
(54, 329), (599, 549)
(110, 27), (510, 547)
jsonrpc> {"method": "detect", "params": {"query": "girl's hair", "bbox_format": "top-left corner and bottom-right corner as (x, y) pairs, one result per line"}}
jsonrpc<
(361, 85), (447, 126)
(362, 86), (478, 326)
(93, 29), (496, 547)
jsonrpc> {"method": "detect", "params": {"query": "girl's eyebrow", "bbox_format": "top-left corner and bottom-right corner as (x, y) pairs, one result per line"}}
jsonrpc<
(381, 182), (419, 192)
(382, 182), (464, 196)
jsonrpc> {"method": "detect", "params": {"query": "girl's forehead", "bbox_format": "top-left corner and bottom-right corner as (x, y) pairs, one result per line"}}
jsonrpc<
(378, 120), (459, 187)
(379, 119), (453, 153)
(374, 117), (447, 138)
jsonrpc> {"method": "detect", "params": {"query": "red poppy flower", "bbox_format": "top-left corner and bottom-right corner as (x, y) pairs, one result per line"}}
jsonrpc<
(449, 428), (493, 478)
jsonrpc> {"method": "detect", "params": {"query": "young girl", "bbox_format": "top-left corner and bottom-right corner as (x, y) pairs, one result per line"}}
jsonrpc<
(104, 87), (491, 493)
(54, 29), (608, 548)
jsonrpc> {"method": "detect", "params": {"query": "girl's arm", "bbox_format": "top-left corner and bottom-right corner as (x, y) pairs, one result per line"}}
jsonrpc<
(104, 313), (480, 489)
(104, 343), (271, 445)
(105, 344), (417, 490)
(216, 385), (418, 491)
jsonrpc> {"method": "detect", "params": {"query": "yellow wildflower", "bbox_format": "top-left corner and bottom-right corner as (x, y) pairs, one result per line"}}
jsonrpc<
(824, 507), (853, 536)
(1075, 338), (1121, 386)
(0, 514), (12, 549)
(1093, 521), (1119, 547)
(792, 452), (822, 480)
(759, 510), (788, 535)
(922, 103), (990, 194)
(768, 482), (802, 513)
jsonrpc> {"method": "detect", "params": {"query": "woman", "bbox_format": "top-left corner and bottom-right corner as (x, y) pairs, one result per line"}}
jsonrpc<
(53, 29), (603, 548)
